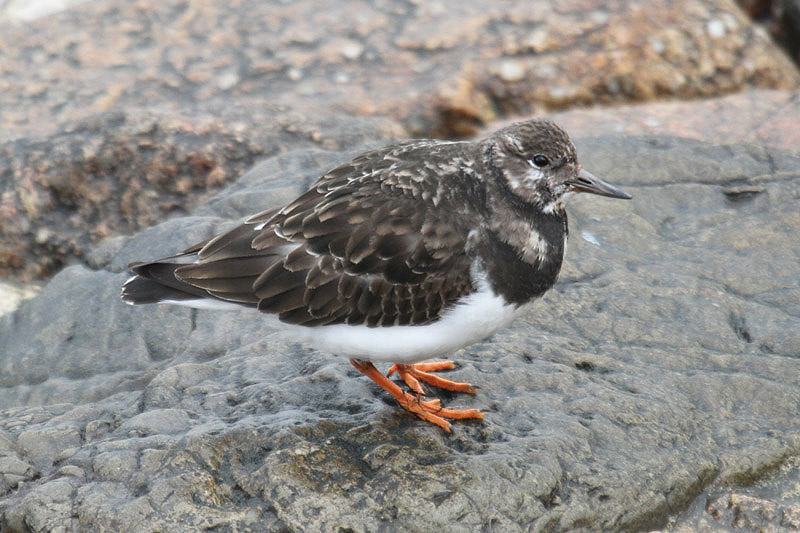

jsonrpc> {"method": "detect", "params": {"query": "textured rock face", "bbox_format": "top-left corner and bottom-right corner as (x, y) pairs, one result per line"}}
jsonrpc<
(1, 107), (799, 530)
(1, 0), (798, 141)
(736, 0), (800, 66)
(550, 89), (800, 152)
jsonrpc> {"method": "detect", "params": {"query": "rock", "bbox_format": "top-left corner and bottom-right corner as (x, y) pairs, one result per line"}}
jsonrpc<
(549, 89), (800, 151)
(1, 96), (800, 531)
(0, 0), (90, 23)
(2, 478), (81, 532)
(669, 455), (800, 531)
(0, 0), (797, 143)
(17, 424), (81, 471)
(781, 1), (800, 62)
(0, 450), (38, 498)
(117, 409), (191, 437)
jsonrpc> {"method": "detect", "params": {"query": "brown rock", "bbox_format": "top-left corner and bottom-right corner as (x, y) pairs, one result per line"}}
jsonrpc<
(0, 0), (798, 143)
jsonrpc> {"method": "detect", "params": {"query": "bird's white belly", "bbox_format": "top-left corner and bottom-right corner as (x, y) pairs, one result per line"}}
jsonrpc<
(159, 267), (525, 364)
(289, 281), (520, 363)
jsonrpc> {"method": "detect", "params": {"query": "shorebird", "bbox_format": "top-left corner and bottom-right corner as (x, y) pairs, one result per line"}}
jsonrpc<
(122, 119), (631, 431)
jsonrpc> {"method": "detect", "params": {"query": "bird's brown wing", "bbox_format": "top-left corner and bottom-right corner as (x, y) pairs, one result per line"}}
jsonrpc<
(171, 144), (480, 327)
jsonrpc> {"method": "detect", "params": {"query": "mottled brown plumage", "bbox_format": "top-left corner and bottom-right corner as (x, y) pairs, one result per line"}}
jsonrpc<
(127, 138), (490, 327)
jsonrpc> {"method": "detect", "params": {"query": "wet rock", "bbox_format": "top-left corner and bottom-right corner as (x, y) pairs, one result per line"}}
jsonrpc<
(17, 424), (81, 471)
(668, 455), (800, 531)
(0, 436), (39, 497)
(117, 409), (192, 437)
(1, 97), (800, 530)
(2, 478), (81, 532)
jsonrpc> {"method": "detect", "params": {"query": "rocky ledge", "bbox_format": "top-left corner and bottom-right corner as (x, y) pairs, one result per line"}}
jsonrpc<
(1, 96), (799, 530)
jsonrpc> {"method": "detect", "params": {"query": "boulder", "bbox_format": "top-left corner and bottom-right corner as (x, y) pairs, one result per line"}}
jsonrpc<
(1, 0), (797, 142)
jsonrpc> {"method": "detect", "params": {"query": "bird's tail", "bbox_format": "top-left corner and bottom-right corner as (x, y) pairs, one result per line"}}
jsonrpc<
(121, 260), (210, 305)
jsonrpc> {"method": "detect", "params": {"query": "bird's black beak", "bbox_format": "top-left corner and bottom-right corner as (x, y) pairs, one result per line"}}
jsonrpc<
(570, 169), (631, 199)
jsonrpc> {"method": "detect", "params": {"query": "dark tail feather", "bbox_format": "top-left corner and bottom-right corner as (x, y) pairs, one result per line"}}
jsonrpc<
(121, 275), (194, 305)
(119, 220), (277, 307)
(121, 261), (210, 305)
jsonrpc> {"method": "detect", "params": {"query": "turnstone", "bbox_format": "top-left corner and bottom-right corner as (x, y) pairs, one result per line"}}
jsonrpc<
(121, 119), (631, 431)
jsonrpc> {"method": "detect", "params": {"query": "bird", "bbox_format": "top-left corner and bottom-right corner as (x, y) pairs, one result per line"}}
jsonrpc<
(121, 119), (631, 431)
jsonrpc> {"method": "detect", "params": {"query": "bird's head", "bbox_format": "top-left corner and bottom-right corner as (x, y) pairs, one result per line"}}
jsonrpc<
(486, 119), (631, 213)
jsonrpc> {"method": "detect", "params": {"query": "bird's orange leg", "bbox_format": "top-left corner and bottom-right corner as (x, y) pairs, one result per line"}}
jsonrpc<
(387, 360), (478, 394)
(350, 359), (483, 432)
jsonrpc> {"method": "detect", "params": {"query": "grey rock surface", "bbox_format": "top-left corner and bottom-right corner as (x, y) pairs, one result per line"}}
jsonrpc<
(1, 125), (799, 531)
(670, 454), (800, 531)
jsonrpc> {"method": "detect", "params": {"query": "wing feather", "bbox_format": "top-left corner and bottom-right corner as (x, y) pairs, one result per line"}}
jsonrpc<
(124, 141), (480, 327)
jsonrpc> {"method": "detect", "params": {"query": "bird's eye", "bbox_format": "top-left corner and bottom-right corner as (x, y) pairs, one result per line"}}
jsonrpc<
(531, 155), (550, 168)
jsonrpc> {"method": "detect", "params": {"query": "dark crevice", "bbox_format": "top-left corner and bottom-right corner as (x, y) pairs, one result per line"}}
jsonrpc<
(728, 311), (753, 343)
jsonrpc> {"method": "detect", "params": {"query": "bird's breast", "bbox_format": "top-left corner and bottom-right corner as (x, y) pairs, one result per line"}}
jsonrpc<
(478, 212), (567, 306)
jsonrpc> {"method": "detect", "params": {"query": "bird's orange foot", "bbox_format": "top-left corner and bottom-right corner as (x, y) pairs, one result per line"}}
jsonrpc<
(387, 360), (478, 395)
(351, 359), (483, 432)
(396, 392), (484, 431)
